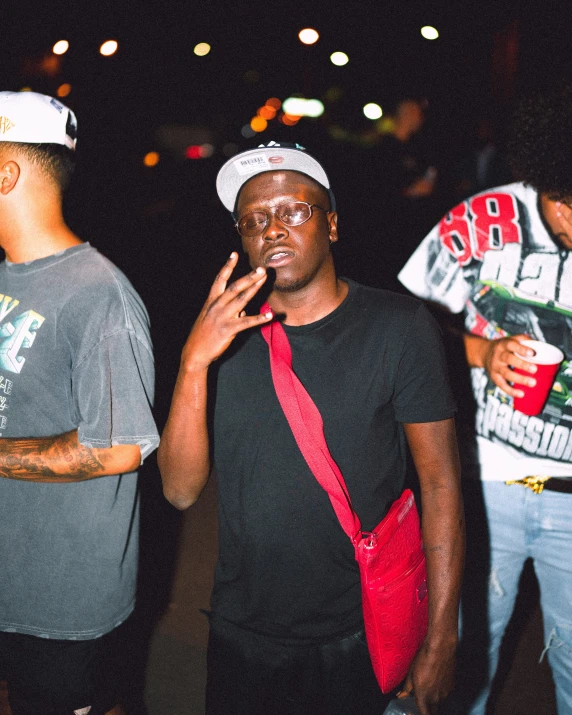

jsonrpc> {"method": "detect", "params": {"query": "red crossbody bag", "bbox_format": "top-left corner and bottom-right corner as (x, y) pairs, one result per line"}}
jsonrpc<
(261, 308), (429, 693)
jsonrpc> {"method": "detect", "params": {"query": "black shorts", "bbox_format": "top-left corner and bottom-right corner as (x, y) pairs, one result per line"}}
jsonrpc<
(0, 623), (126, 715)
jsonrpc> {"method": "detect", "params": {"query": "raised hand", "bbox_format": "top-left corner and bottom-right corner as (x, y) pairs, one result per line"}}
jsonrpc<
(181, 252), (273, 372)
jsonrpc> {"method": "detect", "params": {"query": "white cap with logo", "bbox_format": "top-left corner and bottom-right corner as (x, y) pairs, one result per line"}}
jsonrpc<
(216, 141), (334, 214)
(0, 91), (77, 150)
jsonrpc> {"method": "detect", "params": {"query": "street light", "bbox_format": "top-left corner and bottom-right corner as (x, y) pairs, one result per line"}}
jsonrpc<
(298, 28), (319, 45)
(420, 26), (439, 40)
(330, 52), (349, 66)
(363, 103), (383, 120)
(53, 40), (69, 55)
(194, 43), (211, 56)
(100, 40), (118, 56)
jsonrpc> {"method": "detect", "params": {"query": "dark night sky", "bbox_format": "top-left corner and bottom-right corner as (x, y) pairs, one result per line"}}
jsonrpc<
(4, 0), (572, 418)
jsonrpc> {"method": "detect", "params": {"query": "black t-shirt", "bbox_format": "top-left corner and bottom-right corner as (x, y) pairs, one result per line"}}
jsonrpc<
(211, 279), (456, 642)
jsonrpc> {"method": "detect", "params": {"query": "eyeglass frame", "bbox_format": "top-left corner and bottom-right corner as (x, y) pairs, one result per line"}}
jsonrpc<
(235, 201), (331, 238)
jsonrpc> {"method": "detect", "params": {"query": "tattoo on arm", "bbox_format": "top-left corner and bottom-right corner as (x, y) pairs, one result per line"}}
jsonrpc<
(0, 431), (105, 482)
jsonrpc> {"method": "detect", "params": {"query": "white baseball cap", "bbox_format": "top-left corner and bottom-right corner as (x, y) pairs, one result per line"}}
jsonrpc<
(216, 141), (335, 215)
(0, 91), (77, 150)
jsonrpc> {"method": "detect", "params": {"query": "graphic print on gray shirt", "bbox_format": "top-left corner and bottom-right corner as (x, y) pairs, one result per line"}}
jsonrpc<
(0, 243), (159, 639)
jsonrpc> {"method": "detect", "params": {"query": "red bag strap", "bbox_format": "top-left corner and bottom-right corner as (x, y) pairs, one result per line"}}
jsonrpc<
(260, 303), (362, 544)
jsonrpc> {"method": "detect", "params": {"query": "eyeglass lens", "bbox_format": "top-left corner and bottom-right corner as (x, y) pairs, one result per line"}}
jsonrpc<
(237, 202), (315, 237)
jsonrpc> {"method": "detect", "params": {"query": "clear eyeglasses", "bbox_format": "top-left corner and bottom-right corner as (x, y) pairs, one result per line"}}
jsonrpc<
(236, 201), (328, 238)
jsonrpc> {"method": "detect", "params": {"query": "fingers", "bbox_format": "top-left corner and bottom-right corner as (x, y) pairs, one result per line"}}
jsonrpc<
(208, 252), (240, 300)
(205, 255), (268, 318)
(488, 335), (537, 397)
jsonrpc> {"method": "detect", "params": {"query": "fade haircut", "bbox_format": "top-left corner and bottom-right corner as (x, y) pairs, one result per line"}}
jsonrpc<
(0, 142), (76, 193)
(508, 83), (572, 201)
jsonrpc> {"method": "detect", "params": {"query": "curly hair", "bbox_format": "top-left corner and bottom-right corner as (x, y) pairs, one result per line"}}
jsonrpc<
(508, 83), (572, 200)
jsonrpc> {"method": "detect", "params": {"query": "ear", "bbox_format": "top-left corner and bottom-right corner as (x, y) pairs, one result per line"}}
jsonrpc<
(327, 211), (339, 244)
(0, 160), (21, 196)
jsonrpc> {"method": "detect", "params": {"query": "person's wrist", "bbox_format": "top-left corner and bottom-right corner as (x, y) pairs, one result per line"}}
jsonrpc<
(180, 353), (211, 375)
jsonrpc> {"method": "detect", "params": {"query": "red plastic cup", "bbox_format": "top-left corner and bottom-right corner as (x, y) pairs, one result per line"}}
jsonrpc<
(512, 339), (564, 416)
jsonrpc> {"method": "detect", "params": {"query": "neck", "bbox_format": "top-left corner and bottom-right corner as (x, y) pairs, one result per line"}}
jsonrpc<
(269, 276), (349, 326)
(0, 209), (82, 263)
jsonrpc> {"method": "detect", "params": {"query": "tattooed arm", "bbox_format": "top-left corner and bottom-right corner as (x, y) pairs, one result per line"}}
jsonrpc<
(0, 430), (141, 482)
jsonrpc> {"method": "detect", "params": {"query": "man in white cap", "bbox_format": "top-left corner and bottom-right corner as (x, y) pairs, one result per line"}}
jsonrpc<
(158, 142), (465, 715)
(0, 91), (159, 715)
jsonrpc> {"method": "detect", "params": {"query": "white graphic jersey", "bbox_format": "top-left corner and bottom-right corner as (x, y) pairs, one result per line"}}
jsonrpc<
(399, 182), (572, 480)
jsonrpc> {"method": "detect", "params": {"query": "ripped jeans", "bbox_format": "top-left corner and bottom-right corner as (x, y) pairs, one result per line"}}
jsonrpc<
(458, 480), (572, 715)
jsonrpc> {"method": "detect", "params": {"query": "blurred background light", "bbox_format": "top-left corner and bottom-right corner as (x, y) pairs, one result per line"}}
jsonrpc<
(266, 97), (282, 110)
(298, 28), (319, 45)
(250, 116), (268, 132)
(241, 124), (256, 138)
(20, 87), (32, 92)
(100, 40), (118, 56)
(56, 83), (72, 98)
(282, 97), (324, 118)
(243, 70), (260, 84)
(53, 40), (69, 55)
(421, 26), (439, 40)
(281, 114), (300, 126)
(257, 105), (276, 120)
(143, 151), (160, 167)
(330, 51), (349, 66)
(223, 143), (239, 157)
(363, 102), (383, 119)
(185, 144), (214, 159)
(194, 42), (211, 56)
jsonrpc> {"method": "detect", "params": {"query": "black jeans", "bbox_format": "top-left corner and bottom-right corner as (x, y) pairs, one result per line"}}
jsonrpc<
(206, 617), (392, 715)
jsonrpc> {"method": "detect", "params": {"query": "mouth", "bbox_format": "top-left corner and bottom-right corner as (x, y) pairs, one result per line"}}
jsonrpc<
(264, 250), (295, 267)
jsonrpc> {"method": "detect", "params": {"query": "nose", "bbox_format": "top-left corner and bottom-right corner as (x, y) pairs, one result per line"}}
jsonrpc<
(262, 212), (288, 241)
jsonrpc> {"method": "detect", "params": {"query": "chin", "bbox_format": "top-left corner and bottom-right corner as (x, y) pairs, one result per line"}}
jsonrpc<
(274, 276), (310, 293)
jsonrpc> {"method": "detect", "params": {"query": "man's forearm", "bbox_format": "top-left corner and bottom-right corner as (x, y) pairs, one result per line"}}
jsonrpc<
(157, 366), (211, 510)
(420, 480), (465, 647)
(0, 430), (140, 482)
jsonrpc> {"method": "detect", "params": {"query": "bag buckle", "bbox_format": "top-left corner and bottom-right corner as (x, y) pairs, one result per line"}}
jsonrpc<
(505, 475), (550, 494)
(361, 531), (377, 549)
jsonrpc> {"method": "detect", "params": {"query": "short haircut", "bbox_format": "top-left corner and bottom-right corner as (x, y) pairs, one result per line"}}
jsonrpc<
(508, 83), (572, 201)
(0, 142), (76, 192)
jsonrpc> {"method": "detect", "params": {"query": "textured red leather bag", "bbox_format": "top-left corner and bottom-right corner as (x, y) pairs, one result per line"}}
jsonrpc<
(261, 308), (429, 693)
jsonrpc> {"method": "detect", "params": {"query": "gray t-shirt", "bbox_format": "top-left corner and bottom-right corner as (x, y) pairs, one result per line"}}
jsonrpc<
(0, 243), (159, 640)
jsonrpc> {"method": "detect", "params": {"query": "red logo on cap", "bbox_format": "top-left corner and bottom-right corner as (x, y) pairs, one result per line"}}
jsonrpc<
(268, 156), (284, 164)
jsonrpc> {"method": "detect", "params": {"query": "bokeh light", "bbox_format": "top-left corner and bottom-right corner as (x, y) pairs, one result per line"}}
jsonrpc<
(363, 103), (383, 120)
(53, 40), (69, 55)
(100, 40), (118, 56)
(330, 52), (349, 66)
(250, 116), (268, 132)
(56, 83), (72, 98)
(20, 87), (32, 92)
(241, 124), (256, 138)
(185, 144), (214, 159)
(420, 26), (439, 40)
(266, 97), (282, 110)
(282, 97), (324, 118)
(258, 105), (276, 120)
(223, 143), (239, 157)
(298, 28), (319, 45)
(143, 152), (160, 167)
(194, 43), (211, 56)
(281, 114), (300, 126)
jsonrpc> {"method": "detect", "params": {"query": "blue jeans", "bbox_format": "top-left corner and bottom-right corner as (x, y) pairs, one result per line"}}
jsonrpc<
(458, 480), (572, 715)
